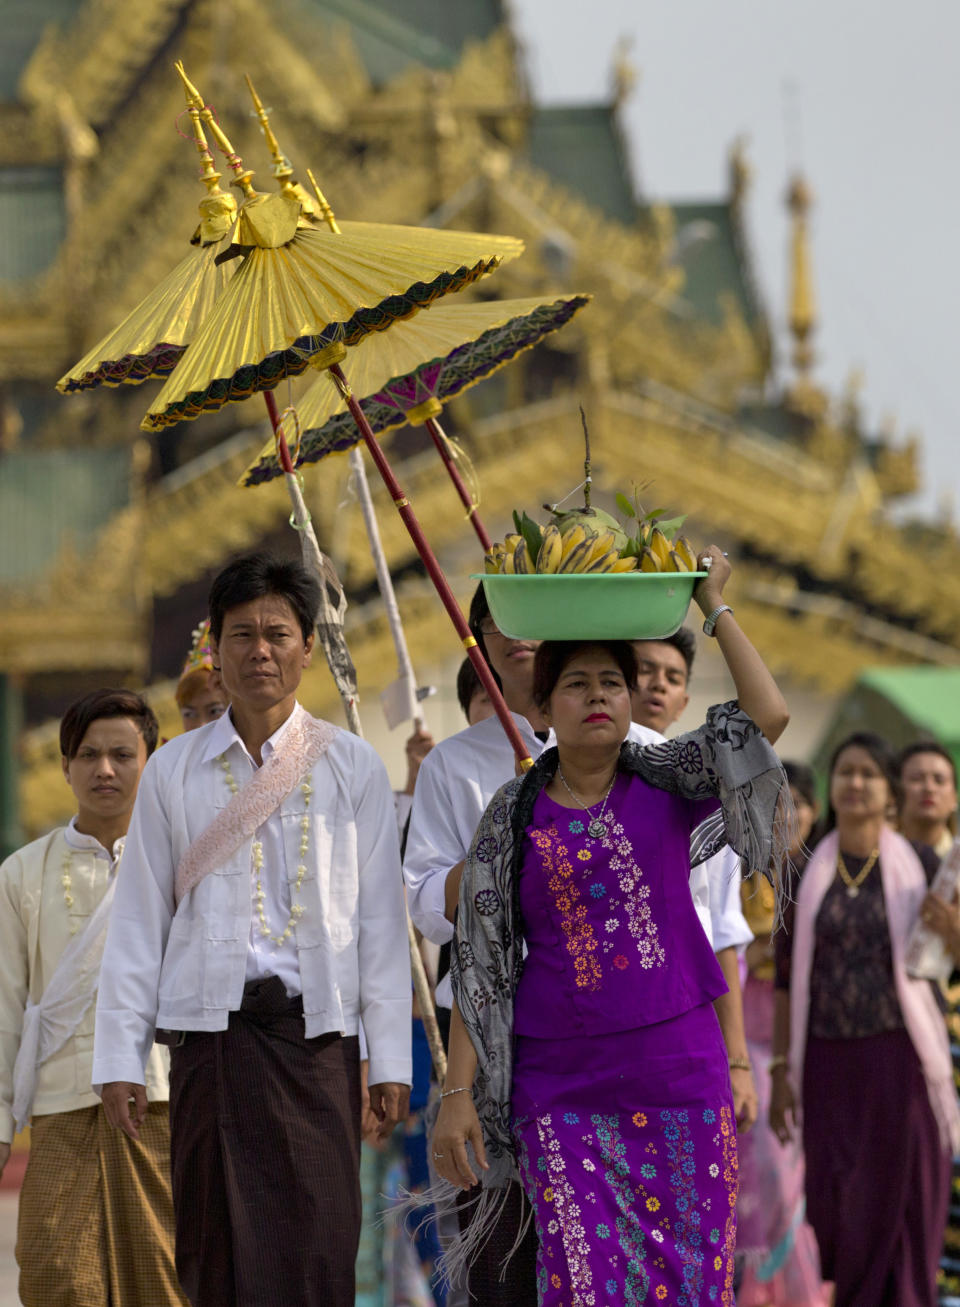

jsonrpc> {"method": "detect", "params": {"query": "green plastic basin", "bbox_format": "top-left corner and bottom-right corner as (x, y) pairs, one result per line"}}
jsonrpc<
(472, 572), (708, 641)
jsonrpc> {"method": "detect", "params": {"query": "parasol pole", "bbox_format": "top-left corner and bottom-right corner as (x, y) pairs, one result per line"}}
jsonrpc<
(328, 361), (534, 772)
(348, 446), (423, 731)
(262, 390), (363, 738)
(298, 168), (530, 767)
(418, 408), (493, 551)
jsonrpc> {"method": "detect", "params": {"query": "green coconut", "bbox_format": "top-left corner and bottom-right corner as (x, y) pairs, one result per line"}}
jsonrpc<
(550, 506), (628, 553)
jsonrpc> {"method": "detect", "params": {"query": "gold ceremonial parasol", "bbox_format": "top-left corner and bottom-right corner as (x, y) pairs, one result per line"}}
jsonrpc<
(240, 294), (590, 549)
(56, 87), (238, 392)
(140, 67), (523, 432)
(125, 65), (537, 780)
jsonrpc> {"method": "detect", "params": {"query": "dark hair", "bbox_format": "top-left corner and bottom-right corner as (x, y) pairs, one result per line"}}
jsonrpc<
(897, 740), (958, 789)
(648, 628), (696, 681)
(467, 582), (502, 693)
(60, 689), (159, 761)
(533, 641), (638, 709)
(455, 657), (484, 720)
(783, 760), (817, 808)
(822, 730), (899, 833)
(208, 553), (320, 643)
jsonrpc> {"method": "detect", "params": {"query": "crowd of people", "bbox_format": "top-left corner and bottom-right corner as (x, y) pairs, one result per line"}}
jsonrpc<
(0, 545), (958, 1307)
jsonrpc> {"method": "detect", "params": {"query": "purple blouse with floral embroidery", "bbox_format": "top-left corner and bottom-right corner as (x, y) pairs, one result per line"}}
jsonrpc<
(513, 771), (727, 1038)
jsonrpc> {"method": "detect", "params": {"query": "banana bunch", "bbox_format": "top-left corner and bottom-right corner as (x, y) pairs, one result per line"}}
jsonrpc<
(636, 530), (698, 574)
(484, 516), (690, 576)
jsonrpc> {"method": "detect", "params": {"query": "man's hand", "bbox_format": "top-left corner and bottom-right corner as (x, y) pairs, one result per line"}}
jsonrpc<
(358, 1060), (383, 1147)
(730, 1066), (758, 1132)
(100, 1081), (148, 1141)
(367, 1082), (411, 1143)
(0, 1142), (10, 1180)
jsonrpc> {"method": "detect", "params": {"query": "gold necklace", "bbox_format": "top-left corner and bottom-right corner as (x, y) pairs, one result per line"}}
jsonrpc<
(836, 847), (880, 898)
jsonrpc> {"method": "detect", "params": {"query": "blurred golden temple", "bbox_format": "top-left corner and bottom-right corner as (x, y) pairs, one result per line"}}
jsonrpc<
(1, 0), (957, 847)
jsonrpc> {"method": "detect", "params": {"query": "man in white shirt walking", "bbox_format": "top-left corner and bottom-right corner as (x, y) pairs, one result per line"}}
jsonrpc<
(0, 688), (184, 1307)
(93, 553), (412, 1307)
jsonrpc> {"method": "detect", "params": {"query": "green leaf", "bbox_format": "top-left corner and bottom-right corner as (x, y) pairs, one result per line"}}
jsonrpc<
(615, 492), (636, 518)
(520, 511), (543, 561)
(655, 514), (687, 537)
(646, 507), (667, 521)
(512, 509), (522, 536)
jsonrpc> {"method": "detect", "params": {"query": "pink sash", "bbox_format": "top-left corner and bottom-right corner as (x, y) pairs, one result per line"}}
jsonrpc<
(175, 712), (339, 904)
(789, 826), (960, 1152)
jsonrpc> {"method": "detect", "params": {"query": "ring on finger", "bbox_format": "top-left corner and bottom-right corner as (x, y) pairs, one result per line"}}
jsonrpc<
(433, 1151), (444, 1160)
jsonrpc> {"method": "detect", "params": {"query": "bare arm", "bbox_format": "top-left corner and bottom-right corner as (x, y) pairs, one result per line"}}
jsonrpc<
(444, 861), (465, 923)
(713, 946), (757, 1131)
(694, 546), (789, 745)
(431, 1001), (487, 1190)
(769, 987), (796, 1143)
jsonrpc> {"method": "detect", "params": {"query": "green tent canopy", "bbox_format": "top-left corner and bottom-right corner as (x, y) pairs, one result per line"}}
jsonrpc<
(812, 665), (960, 784)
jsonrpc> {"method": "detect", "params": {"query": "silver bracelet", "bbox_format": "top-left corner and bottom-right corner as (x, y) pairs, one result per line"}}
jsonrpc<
(440, 1086), (471, 1099)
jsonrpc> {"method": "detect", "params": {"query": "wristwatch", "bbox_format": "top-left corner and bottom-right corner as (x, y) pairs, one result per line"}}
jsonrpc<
(702, 604), (733, 637)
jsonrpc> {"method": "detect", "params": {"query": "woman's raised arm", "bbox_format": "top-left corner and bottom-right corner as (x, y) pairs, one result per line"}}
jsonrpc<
(694, 545), (789, 745)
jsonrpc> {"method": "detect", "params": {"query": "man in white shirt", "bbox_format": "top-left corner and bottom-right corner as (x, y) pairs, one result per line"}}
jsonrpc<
(0, 689), (184, 1307)
(631, 628), (758, 1128)
(93, 554), (412, 1307)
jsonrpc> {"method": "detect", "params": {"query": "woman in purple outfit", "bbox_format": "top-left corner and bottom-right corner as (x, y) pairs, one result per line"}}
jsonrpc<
(432, 548), (791, 1305)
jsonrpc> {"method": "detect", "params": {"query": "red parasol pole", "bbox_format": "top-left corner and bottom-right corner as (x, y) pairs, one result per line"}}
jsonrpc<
(263, 390), (295, 472)
(423, 414), (493, 551)
(329, 362), (533, 771)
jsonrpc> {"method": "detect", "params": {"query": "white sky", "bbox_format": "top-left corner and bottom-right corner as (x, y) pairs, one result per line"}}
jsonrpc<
(509, 0), (960, 520)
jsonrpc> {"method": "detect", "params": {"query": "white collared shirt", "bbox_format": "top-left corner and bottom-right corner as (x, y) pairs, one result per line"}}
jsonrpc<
(64, 816), (125, 867)
(0, 826), (168, 1142)
(92, 703), (412, 1089)
(201, 708), (303, 996)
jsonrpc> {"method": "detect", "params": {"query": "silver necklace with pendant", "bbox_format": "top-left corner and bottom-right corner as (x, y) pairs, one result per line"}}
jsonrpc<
(556, 765), (616, 839)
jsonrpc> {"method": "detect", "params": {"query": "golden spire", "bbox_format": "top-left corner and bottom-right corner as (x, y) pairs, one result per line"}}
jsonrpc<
(787, 174), (816, 380)
(175, 61), (258, 200)
(306, 168), (341, 234)
(178, 68), (237, 245)
(245, 75), (293, 184)
(244, 74), (320, 223)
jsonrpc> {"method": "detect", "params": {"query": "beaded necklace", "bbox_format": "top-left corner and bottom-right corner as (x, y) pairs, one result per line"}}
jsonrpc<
(60, 849), (77, 934)
(217, 753), (312, 945)
(61, 838), (123, 935)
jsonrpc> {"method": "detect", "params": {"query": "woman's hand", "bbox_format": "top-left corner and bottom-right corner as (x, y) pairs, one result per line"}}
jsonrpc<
(731, 1066), (758, 1132)
(769, 1068), (796, 1145)
(693, 544), (731, 616)
(431, 1091), (489, 1190)
(920, 891), (960, 962)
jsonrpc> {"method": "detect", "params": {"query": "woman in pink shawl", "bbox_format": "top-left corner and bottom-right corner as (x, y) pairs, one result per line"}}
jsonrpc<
(770, 732), (960, 1307)
(737, 762), (829, 1307)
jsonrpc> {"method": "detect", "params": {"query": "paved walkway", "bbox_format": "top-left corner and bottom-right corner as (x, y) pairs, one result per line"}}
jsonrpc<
(0, 1192), (20, 1307)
